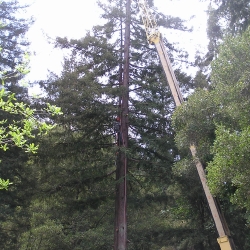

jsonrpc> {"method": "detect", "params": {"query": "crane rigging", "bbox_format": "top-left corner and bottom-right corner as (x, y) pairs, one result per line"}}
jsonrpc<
(137, 1), (235, 249)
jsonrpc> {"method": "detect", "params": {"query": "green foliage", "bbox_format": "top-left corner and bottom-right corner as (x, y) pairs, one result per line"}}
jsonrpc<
(204, 27), (250, 212)
(0, 84), (61, 152)
(2, 0), (231, 249)
(193, 0), (250, 91)
(0, 178), (12, 190)
(207, 125), (250, 208)
(211, 0), (250, 35)
(17, 0), (196, 249)
(0, 2), (32, 111)
(0, 1), (64, 249)
(0, 1), (32, 71)
(0, 74), (62, 190)
(173, 26), (250, 248)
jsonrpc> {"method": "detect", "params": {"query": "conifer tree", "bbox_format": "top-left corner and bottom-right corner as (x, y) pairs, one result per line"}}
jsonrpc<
(0, 1), (31, 71)
(0, 2), (64, 249)
(18, 0), (210, 249)
(194, 0), (250, 90)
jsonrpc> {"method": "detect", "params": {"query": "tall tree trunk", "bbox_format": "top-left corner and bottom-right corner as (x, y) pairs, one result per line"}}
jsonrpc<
(114, 0), (123, 248)
(114, 0), (130, 249)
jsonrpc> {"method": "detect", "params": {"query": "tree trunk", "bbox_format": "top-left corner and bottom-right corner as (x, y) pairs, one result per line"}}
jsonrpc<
(114, 0), (130, 249)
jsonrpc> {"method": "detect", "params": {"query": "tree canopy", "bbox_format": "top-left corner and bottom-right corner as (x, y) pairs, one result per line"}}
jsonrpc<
(173, 19), (250, 250)
(2, 0), (250, 249)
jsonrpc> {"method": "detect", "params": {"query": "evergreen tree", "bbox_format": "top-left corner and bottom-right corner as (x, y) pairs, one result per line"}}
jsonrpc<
(0, 2), (63, 249)
(17, 0), (201, 249)
(0, 0), (31, 71)
(210, 0), (250, 35)
(193, 0), (250, 90)
(19, 53), (118, 249)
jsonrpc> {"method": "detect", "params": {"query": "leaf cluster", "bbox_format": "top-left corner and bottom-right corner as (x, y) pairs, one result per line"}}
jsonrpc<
(173, 25), (250, 235)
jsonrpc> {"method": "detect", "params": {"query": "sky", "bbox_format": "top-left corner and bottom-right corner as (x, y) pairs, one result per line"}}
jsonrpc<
(24, 0), (209, 84)
(24, 0), (101, 82)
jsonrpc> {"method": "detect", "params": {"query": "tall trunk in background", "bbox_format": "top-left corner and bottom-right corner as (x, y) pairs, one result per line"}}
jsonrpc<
(114, 0), (123, 248)
(114, 0), (130, 249)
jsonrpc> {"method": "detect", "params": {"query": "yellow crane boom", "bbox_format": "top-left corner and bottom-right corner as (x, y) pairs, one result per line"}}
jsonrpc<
(137, 1), (235, 249)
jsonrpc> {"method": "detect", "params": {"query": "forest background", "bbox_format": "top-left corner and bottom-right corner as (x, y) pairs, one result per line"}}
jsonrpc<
(1, 0), (250, 250)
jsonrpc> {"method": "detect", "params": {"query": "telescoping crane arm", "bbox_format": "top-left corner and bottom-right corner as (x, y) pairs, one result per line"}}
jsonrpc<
(137, 1), (235, 250)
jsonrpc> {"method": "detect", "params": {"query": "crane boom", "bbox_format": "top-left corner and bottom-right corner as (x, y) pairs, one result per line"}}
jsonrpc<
(137, 1), (235, 249)
(154, 39), (183, 106)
